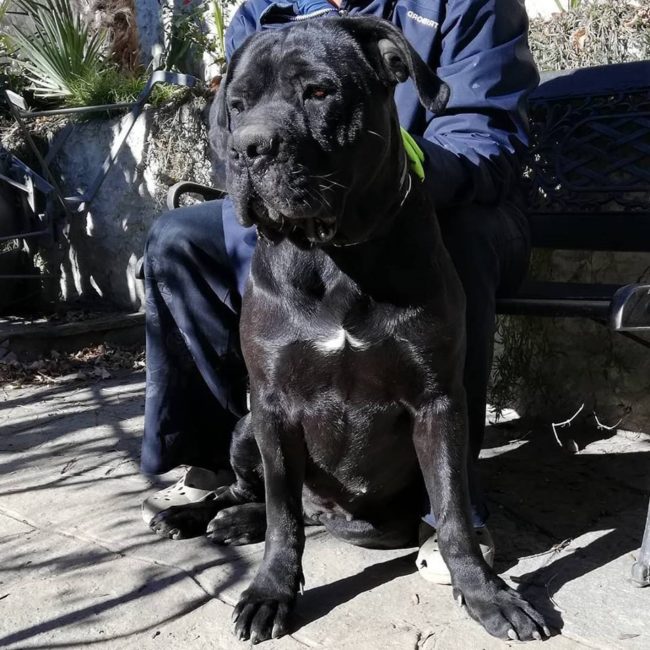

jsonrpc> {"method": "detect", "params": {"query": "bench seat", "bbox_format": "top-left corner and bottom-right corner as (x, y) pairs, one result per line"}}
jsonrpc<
(497, 281), (650, 331)
(498, 281), (620, 320)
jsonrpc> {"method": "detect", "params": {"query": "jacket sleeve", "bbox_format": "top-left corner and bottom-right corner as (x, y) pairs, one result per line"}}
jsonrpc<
(417, 0), (539, 208)
(225, 3), (260, 60)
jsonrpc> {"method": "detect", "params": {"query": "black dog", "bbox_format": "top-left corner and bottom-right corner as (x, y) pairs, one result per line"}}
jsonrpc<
(154, 15), (549, 644)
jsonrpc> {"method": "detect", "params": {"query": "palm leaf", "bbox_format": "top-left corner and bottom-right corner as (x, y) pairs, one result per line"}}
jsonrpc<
(212, 0), (225, 52)
(9, 0), (108, 100)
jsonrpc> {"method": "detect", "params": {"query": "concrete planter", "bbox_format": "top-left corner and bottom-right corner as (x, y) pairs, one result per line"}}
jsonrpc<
(45, 96), (213, 311)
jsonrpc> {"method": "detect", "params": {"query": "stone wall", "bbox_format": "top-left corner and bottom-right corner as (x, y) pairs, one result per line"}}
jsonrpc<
(491, 253), (650, 433)
(3, 96), (214, 312)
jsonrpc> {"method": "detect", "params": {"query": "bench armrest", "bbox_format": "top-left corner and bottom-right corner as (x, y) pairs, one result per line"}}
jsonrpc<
(610, 284), (650, 332)
(166, 182), (226, 210)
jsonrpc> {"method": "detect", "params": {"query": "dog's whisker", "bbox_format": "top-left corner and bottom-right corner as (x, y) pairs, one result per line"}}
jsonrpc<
(311, 172), (345, 183)
(312, 176), (348, 190)
(314, 187), (333, 210)
(318, 180), (347, 194)
(305, 185), (333, 211)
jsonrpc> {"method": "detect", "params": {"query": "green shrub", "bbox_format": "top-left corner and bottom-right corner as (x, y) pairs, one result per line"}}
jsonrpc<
(6, 0), (180, 108)
(161, 0), (229, 73)
(10, 0), (108, 102)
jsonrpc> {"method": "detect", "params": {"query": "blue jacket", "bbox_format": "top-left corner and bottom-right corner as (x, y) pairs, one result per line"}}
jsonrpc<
(224, 0), (539, 207)
(219, 0), (539, 296)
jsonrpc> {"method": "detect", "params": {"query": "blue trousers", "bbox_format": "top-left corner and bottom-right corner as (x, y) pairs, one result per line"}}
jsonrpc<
(141, 199), (530, 526)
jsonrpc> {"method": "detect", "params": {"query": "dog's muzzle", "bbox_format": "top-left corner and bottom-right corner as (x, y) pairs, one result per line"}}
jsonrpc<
(230, 124), (279, 167)
(229, 124), (340, 244)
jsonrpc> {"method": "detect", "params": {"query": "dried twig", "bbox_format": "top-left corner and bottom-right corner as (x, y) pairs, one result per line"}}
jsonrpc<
(517, 538), (573, 562)
(593, 411), (626, 431)
(551, 403), (584, 447)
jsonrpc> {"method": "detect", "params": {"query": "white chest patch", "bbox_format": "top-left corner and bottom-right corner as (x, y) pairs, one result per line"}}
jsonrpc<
(313, 328), (370, 353)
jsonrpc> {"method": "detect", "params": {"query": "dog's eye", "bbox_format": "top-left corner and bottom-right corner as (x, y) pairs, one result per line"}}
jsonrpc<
(229, 100), (245, 115)
(305, 87), (330, 101)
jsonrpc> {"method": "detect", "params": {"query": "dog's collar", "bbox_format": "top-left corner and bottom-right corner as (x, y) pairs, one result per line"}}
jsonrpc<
(393, 128), (425, 210)
(400, 127), (425, 182)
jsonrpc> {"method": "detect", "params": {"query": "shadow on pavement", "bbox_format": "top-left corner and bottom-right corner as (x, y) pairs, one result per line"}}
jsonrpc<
(296, 551), (418, 628)
(1, 375), (648, 646)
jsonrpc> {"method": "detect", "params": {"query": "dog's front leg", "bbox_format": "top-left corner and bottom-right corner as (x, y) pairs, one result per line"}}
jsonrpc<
(413, 392), (549, 642)
(232, 407), (305, 643)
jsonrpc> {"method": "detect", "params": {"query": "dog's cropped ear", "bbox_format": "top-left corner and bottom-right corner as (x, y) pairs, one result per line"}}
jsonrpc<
(347, 17), (450, 115)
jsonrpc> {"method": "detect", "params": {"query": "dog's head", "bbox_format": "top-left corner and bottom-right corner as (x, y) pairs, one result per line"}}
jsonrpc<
(210, 16), (449, 246)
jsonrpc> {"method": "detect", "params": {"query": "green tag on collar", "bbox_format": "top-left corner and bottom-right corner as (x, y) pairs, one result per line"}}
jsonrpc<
(400, 127), (425, 182)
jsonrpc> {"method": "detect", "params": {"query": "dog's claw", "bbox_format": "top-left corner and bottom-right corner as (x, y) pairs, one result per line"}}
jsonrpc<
(459, 580), (549, 641)
(232, 585), (294, 643)
(543, 626), (551, 637)
(533, 630), (542, 640)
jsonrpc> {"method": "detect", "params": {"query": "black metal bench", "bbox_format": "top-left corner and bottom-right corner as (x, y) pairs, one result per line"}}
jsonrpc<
(497, 61), (650, 336)
(496, 60), (650, 588)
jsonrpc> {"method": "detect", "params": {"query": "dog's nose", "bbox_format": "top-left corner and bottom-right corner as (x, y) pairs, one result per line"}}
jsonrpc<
(231, 125), (278, 161)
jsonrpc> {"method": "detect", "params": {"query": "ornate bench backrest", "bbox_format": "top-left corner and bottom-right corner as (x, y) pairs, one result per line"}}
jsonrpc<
(524, 60), (650, 252)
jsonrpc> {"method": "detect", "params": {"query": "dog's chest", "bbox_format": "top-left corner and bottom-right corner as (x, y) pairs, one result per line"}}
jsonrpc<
(312, 328), (370, 352)
(243, 242), (440, 407)
(271, 266), (409, 355)
(255, 288), (428, 403)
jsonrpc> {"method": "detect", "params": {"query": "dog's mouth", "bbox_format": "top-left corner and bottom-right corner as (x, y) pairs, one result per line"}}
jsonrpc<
(248, 196), (338, 245)
(295, 215), (338, 244)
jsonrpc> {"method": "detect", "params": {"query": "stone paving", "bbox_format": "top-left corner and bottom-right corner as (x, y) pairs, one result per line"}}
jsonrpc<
(1, 372), (648, 649)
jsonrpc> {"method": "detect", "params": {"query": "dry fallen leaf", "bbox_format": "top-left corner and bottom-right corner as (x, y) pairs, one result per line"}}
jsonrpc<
(571, 26), (588, 51)
(0, 344), (145, 387)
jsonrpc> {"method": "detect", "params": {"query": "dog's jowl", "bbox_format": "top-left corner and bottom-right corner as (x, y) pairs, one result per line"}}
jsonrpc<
(204, 16), (547, 644)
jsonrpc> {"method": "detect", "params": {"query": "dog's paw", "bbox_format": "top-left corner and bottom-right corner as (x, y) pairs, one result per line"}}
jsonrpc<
(456, 582), (550, 641)
(149, 501), (222, 539)
(206, 503), (266, 545)
(232, 588), (294, 643)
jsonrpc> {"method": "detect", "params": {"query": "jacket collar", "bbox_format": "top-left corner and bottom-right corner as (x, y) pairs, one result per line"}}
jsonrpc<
(260, 2), (340, 25)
